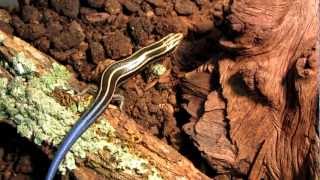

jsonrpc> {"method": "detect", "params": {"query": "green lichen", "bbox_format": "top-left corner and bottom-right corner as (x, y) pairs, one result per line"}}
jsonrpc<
(151, 64), (167, 76)
(148, 168), (163, 180)
(0, 78), (8, 119)
(11, 52), (37, 75)
(104, 142), (148, 174)
(30, 62), (71, 94)
(0, 53), (163, 178)
(0, 75), (8, 88)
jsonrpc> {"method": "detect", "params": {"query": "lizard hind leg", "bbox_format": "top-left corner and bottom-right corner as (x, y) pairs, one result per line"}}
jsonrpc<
(109, 94), (125, 111)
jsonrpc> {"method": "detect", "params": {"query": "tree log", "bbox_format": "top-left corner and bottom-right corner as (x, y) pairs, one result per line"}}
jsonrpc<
(0, 31), (209, 179)
(182, 0), (319, 179)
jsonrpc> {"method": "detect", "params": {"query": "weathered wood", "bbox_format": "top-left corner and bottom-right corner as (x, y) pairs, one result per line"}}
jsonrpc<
(0, 31), (210, 180)
(182, 0), (319, 179)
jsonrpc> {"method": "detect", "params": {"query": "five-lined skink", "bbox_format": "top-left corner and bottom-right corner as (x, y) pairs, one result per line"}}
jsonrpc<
(45, 33), (183, 180)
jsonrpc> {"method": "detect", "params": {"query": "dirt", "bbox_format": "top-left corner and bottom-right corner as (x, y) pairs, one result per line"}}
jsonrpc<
(102, 30), (133, 59)
(174, 0), (196, 15)
(0, 0), (222, 179)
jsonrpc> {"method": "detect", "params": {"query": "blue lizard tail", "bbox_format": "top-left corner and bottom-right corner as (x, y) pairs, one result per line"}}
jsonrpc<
(45, 101), (107, 180)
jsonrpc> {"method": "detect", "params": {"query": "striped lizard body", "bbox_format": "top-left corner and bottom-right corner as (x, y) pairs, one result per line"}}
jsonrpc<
(45, 33), (183, 180)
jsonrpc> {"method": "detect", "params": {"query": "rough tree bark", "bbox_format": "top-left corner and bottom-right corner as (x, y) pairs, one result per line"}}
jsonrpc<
(182, 0), (319, 179)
